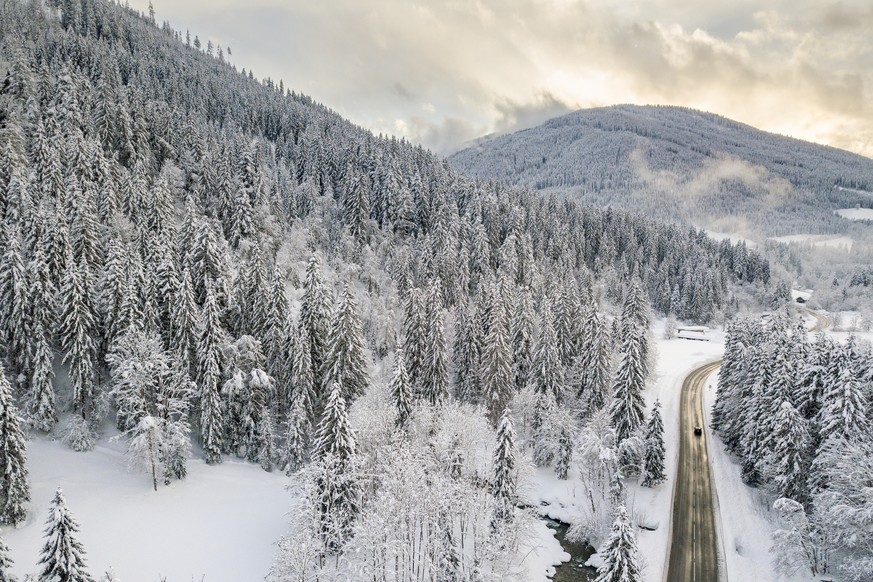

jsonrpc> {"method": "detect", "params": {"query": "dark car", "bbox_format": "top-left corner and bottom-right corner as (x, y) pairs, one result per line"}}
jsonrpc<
(694, 426), (703, 436)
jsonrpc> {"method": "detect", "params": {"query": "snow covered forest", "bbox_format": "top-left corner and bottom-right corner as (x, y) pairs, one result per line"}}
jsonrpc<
(0, 0), (781, 580)
(449, 106), (873, 317)
(449, 105), (873, 239)
(713, 315), (873, 581)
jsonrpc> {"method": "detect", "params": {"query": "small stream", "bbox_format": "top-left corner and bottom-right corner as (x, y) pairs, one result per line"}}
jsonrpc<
(544, 518), (599, 581)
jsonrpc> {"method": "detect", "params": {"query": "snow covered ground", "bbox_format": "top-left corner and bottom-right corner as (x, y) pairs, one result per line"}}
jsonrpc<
(770, 234), (855, 250)
(1, 434), (292, 581)
(704, 230), (756, 247)
(6, 315), (855, 582)
(835, 207), (873, 221)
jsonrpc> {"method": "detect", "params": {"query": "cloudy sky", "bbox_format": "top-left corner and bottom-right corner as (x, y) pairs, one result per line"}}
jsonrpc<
(133, 0), (873, 157)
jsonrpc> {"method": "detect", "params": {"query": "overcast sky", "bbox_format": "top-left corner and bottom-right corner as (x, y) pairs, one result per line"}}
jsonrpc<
(132, 0), (873, 158)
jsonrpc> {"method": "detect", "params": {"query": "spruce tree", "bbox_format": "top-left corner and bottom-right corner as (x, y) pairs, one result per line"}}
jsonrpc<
(770, 401), (810, 503)
(0, 367), (30, 525)
(0, 533), (14, 582)
(322, 284), (369, 405)
(482, 293), (513, 426)
(422, 283), (449, 405)
(531, 312), (563, 403)
(389, 347), (413, 430)
(510, 288), (536, 392)
(577, 304), (612, 414)
(26, 321), (58, 433)
(641, 400), (666, 487)
(452, 299), (481, 403)
(402, 287), (427, 394)
(300, 255), (332, 388)
(555, 425), (573, 480)
(38, 488), (95, 582)
(595, 505), (640, 582)
(0, 231), (29, 380)
(291, 324), (317, 424)
(59, 254), (97, 418)
(282, 393), (310, 475)
(170, 268), (200, 375)
(491, 408), (516, 528)
(313, 383), (358, 552)
(609, 326), (647, 443)
(818, 345), (869, 444)
(197, 285), (225, 464)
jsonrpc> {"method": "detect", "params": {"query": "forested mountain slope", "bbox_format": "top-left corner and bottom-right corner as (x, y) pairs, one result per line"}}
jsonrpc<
(0, 1), (773, 579)
(449, 105), (873, 239)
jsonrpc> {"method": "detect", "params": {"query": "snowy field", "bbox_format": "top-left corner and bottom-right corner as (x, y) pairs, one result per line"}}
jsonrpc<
(835, 207), (873, 221)
(703, 230), (756, 247)
(2, 434), (292, 581)
(770, 234), (855, 250)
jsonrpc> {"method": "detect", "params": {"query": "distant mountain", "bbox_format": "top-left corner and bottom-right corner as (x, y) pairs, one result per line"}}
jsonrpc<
(449, 105), (873, 239)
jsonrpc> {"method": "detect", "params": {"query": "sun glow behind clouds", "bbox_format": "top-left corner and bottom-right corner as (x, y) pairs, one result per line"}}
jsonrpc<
(132, 0), (873, 158)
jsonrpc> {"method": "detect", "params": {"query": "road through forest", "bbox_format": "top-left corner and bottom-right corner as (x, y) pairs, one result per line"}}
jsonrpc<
(666, 306), (828, 582)
(666, 360), (722, 582)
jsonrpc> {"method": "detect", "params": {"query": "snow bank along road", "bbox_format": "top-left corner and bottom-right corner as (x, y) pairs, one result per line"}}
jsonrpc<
(797, 306), (829, 332)
(666, 307), (827, 582)
(666, 360), (722, 582)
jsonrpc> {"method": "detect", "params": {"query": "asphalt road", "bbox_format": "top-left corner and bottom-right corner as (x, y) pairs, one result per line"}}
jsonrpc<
(666, 360), (722, 582)
(797, 306), (830, 332)
(665, 308), (827, 582)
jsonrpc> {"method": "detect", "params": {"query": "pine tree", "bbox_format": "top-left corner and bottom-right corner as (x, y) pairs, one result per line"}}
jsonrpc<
(197, 285), (225, 464)
(314, 383), (356, 462)
(389, 347), (413, 430)
(263, 265), (289, 383)
(38, 488), (95, 582)
(491, 408), (516, 528)
(0, 367), (30, 525)
(620, 281), (650, 376)
(609, 326), (647, 443)
(322, 284), (369, 405)
(641, 400), (666, 487)
(554, 282), (582, 366)
(595, 505), (640, 582)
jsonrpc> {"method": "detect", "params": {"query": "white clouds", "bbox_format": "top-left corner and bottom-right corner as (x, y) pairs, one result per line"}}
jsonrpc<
(137, 0), (873, 157)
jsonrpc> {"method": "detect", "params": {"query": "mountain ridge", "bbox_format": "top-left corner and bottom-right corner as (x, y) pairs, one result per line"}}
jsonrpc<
(449, 104), (873, 239)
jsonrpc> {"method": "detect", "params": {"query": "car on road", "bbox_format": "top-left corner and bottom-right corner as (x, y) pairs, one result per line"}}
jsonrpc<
(694, 426), (702, 436)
